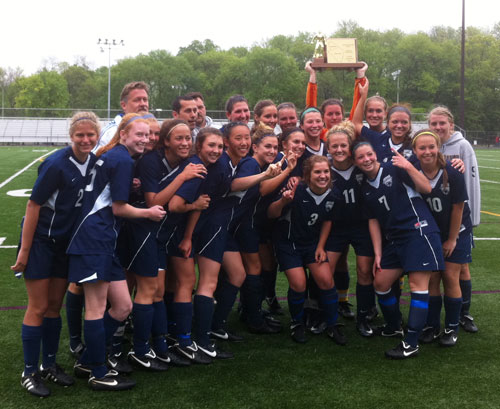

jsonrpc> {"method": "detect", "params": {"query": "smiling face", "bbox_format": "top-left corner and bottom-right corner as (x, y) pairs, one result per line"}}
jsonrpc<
(278, 107), (298, 132)
(255, 105), (278, 129)
(413, 134), (439, 168)
(323, 104), (343, 129)
(146, 121), (160, 152)
(353, 143), (379, 178)
(174, 100), (198, 130)
(428, 113), (453, 143)
(301, 112), (323, 142)
(226, 125), (251, 160)
(282, 130), (306, 158)
(253, 135), (279, 166)
(365, 99), (387, 130)
(328, 132), (351, 167)
(165, 124), (192, 160)
(71, 122), (98, 160)
(198, 134), (224, 165)
(227, 101), (251, 123)
(307, 161), (331, 194)
(387, 111), (410, 142)
(120, 121), (150, 156)
(121, 88), (149, 114)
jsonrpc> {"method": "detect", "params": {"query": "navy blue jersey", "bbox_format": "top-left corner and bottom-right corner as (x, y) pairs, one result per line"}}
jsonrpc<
(330, 164), (367, 227)
(360, 162), (439, 239)
(302, 140), (328, 162)
(360, 126), (413, 163)
(275, 182), (335, 247)
(67, 144), (134, 255)
(30, 146), (96, 241)
(417, 162), (472, 242)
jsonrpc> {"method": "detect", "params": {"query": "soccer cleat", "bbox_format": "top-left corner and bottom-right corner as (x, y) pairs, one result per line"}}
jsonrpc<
(73, 362), (92, 379)
(309, 320), (327, 335)
(374, 325), (404, 338)
(173, 342), (212, 365)
(40, 363), (75, 387)
(356, 320), (375, 338)
(290, 321), (307, 344)
(21, 371), (50, 397)
(439, 328), (458, 347)
(127, 349), (169, 371)
(107, 352), (133, 375)
(419, 326), (441, 344)
(155, 348), (191, 367)
(264, 314), (283, 330)
(338, 301), (355, 319)
(365, 306), (379, 322)
(210, 328), (244, 342)
(459, 314), (478, 333)
(197, 342), (234, 360)
(165, 333), (178, 347)
(265, 296), (284, 315)
(385, 341), (419, 359)
(247, 321), (281, 335)
(88, 369), (136, 391)
(326, 324), (347, 345)
(69, 342), (85, 359)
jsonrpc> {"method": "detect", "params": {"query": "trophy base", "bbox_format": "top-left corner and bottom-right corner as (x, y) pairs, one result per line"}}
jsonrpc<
(310, 58), (364, 71)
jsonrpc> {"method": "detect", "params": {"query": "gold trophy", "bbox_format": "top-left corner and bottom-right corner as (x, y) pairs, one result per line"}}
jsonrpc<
(310, 37), (364, 70)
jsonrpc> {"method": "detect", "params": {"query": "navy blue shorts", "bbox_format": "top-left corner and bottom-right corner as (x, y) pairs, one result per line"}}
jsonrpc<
(445, 228), (473, 264)
(167, 227), (194, 260)
(194, 222), (228, 264)
(227, 220), (259, 254)
(381, 231), (445, 272)
(125, 222), (159, 277)
(326, 223), (374, 257)
(275, 239), (320, 271)
(68, 254), (124, 283)
(23, 236), (68, 280)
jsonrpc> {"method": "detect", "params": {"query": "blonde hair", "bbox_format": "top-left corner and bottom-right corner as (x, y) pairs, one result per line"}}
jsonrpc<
(69, 111), (100, 138)
(251, 123), (276, 145)
(326, 120), (355, 147)
(413, 129), (449, 189)
(428, 106), (454, 125)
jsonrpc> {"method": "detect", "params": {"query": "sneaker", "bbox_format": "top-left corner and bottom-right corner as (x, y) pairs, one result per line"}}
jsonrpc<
(439, 328), (458, 347)
(155, 348), (191, 367)
(356, 320), (374, 337)
(107, 352), (133, 375)
(338, 302), (355, 319)
(265, 296), (284, 315)
(366, 306), (379, 322)
(21, 371), (50, 397)
(385, 341), (419, 359)
(290, 321), (307, 344)
(374, 325), (404, 338)
(264, 314), (283, 330)
(88, 369), (136, 391)
(73, 362), (92, 379)
(198, 342), (234, 360)
(173, 342), (212, 365)
(326, 324), (347, 345)
(310, 320), (327, 335)
(459, 314), (478, 333)
(419, 326), (441, 344)
(209, 328), (244, 342)
(127, 349), (169, 371)
(40, 363), (74, 387)
(248, 321), (281, 334)
(69, 342), (85, 359)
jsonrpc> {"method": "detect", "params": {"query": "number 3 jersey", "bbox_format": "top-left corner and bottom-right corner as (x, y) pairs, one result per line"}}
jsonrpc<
(67, 145), (134, 255)
(274, 182), (335, 247)
(360, 162), (439, 239)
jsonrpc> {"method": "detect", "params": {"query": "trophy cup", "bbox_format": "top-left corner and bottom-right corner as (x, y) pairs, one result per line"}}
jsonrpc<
(310, 36), (364, 70)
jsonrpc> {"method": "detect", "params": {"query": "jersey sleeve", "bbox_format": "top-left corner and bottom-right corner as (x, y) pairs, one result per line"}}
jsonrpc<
(447, 164), (468, 204)
(137, 152), (161, 194)
(306, 82), (317, 108)
(109, 155), (133, 202)
(30, 156), (63, 205)
(235, 157), (260, 179)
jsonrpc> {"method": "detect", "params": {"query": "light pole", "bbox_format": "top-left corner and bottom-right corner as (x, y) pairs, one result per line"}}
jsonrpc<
(97, 38), (124, 119)
(391, 69), (401, 104)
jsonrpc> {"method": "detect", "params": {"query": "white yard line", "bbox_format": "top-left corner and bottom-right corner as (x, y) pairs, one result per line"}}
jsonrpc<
(481, 179), (500, 185)
(0, 149), (57, 190)
(474, 238), (500, 241)
(479, 166), (500, 170)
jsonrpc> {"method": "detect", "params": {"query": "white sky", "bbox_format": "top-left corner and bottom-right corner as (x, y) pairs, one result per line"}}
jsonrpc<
(1, 0), (496, 76)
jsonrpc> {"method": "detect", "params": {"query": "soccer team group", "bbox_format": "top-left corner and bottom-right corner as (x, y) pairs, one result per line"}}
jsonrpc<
(13, 61), (481, 396)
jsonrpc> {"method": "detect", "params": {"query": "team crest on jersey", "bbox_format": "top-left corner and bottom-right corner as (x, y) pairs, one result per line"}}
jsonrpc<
(356, 174), (364, 184)
(440, 183), (450, 195)
(383, 175), (393, 187)
(325, 201), (334, 211)
(403, 149), (412, 158)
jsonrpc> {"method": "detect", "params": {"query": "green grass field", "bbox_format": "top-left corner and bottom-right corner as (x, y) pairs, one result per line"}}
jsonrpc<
(0, 146), (499, 409)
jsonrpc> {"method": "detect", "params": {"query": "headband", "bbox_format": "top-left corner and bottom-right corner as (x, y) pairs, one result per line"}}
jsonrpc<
(412, 131), (440, 147)
(300, 107), (321, 121)
(388, 105), (411, 118)
(74, 116), (95, 123)
(123, 114), (153, 127)
(166, 123), (189, 138)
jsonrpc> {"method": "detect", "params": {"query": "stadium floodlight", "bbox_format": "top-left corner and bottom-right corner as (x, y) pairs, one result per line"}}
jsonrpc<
(391, 69), (401, 104)
(97, 38), (125, 119)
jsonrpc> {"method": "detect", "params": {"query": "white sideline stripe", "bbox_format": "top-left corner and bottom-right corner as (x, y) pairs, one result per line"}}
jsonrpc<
(474, 238), (500, 241)
(0, 149), (57, 190)
(479, 158), (500, 162)
(0, 245), (17, 248)
(479, 166), (500, 170)
(480, 179), (500, 185)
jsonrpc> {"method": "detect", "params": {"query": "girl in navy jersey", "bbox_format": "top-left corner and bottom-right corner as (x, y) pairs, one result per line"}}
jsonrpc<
(324, 122), (376, 337)
(412, 130), (472, 346)
(300, 107), (328, 160)
(66, 113), (165, 390)
(12, 112), (100, 397)
(353, 141), (445, 359)
(268, 156), (345, 345)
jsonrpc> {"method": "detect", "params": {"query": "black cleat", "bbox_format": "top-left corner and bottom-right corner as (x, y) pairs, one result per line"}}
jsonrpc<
(210, 329), (244, 342)
(69, 342), (85, 359)
(326, 324), (347, 345)
(439, 328), (458, 347)
(40, 363), (74, 387)
(248, 321), (281, 334)
(374, 325), (404, 338)
(173, 342), (212, 365)
(290, 321), (307, 344)
(21, 371), (50, 397)
(419, 326), (441, 344)
(356, 320), (375, 337)
(197, 342), (234, 360)
(338, 302), (355, 319)
(127, 349), (169, 371)
(366, 306), (379, 322)
(88, 369), (136, 391)
(385, 341), (419, 359)
(264, 314), (283, 330)
(309, 320), (327, 335)
(73, 362), (92, 379)
(155, 348), (191, 367)
(265, 296), (284, 315)
(107, 352), (133, 375)
(459, 314), (478, 333)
